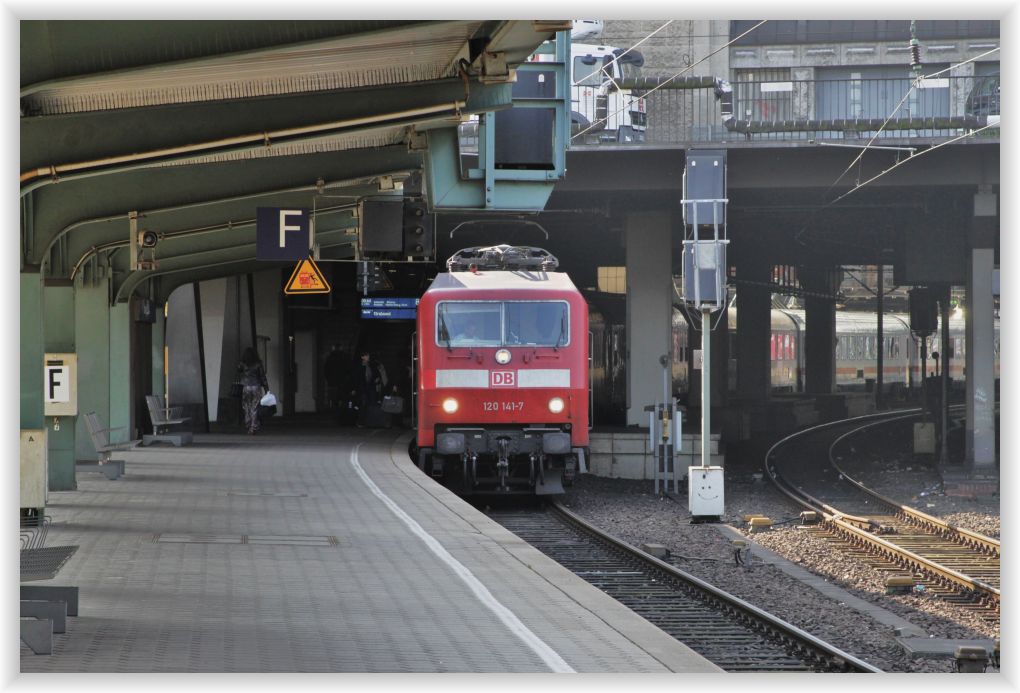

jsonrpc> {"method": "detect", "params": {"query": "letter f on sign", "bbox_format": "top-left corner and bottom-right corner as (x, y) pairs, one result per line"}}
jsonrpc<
(279, 210), (302, 248)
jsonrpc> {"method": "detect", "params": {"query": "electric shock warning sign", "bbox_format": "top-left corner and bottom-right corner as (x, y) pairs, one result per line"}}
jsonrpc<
(284, 257), (331, 295)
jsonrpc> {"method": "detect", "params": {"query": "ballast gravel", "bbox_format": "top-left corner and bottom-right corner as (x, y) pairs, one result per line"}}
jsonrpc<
(562, 461), (999, 673)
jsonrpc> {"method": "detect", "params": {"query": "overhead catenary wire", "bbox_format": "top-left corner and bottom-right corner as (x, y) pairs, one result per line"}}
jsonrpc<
(795, 46), (1000, 245)
(573, 20), (768, 140)
(792, 122), (997, 248)
(823, 46), (1000, 197)
(828, 123), (998, 206)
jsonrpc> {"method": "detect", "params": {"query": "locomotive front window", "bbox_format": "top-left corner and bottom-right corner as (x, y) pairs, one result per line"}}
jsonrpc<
(436, 301), (570, 348)
(505, 302), (569, 347)
(437, 302), (502, 347)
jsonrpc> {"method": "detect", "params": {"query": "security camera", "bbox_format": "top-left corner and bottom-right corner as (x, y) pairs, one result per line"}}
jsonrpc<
(138, 230), (159, 248)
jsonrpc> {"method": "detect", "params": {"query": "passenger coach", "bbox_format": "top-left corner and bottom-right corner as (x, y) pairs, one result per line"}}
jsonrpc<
(414, 246), (589, 495)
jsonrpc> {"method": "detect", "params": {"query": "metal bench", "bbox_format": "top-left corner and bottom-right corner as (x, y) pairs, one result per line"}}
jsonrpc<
(20, 515), (78, 655)
(81, 411), (138, 479)
(142, 395), (193, 447)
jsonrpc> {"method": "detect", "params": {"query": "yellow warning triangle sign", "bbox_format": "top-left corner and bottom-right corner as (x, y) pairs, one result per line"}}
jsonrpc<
(284, 257), (331, 295)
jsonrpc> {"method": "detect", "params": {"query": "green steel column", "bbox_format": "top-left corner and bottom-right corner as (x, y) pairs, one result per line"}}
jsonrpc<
(109, 302), (133, 437)
(43, 282), (76, 490)
(74, 278), (111, 461)
(20, 270), (45, 430)
(152, 305), (166, 398)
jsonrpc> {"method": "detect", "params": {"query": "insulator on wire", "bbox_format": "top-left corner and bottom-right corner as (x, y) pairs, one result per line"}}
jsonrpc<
(910, 40), (921, 69)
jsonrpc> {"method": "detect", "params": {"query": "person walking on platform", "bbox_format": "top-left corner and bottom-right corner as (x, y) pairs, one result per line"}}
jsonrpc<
(237, 347), (268, 434)
(324, 344), (347, 413)
(352, 350), (385, 427)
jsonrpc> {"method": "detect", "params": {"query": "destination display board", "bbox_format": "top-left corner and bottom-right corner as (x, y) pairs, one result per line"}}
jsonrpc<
(360, 297), (419, 320)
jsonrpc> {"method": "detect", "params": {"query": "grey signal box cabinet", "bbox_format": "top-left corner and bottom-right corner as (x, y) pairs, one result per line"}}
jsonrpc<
(683, 150), (727, 226)
(682, 240), (729, 308)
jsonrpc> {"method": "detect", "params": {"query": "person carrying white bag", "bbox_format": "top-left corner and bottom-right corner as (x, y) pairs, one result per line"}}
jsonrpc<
(259, 391), (278, 419)
(237, 347), (269, 435)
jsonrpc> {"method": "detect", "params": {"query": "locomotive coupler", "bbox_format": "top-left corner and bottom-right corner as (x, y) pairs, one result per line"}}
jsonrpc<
(496, 437), (511, 491)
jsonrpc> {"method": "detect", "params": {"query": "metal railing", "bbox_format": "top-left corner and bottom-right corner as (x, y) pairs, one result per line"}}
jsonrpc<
(569, 74), (999, 146)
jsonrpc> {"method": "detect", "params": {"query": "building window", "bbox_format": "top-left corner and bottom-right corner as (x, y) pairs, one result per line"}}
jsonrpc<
(733, 69), (792, 121)
(597, 266), (626, 294)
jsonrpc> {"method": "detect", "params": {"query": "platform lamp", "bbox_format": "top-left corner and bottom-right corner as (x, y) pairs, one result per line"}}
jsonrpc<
(681, 150), (729, 521)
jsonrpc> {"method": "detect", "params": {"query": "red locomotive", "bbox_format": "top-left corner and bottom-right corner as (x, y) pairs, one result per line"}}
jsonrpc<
(414, 245), (589, 495)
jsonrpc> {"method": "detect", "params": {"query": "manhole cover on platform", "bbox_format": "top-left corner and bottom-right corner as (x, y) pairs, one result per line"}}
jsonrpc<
(152, 534), (337, 546)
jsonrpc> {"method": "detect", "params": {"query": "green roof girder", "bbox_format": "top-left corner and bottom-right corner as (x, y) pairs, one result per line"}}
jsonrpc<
(27, 146), (418, 267)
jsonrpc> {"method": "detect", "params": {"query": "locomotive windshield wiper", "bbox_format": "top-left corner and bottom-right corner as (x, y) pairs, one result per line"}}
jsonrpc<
(438, 310), (452, 351)
(554, 311), (567, 351)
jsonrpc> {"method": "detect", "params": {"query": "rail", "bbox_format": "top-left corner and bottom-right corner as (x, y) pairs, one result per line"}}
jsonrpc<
(828, 416), (1000, 557)
(764, 409), (1000, 608)
(492, 502), (881, 672)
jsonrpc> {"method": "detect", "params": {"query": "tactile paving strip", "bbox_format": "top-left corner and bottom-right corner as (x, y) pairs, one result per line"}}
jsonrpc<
(152, 534), (338, 546)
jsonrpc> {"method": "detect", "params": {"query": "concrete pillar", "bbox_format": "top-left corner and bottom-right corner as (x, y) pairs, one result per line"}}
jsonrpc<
(735, 261), (771, 401)
(791, 67), (815, 119)
(950, 61), (976, 118)
(43, 281), (76, 490)
(965, 248), (996, 469)
(74, 276), (111, 461)
(200, 279), (228, 423)
(801, 267), (837, 395)
(625, 210), (672, 426)
(167, 284), (208, 428)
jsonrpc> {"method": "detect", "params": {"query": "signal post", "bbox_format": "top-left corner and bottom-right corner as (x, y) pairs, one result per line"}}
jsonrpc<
(681, 150), (728, 522)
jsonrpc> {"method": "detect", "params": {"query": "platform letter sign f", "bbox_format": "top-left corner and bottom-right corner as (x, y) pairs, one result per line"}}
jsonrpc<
(256, 207), (311, 261)
(45, 363), (69, 403)
(279, 209), (302, 248)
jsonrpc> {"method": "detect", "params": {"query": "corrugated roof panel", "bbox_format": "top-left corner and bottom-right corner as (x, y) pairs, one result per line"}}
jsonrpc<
(24, 21), (483, 115)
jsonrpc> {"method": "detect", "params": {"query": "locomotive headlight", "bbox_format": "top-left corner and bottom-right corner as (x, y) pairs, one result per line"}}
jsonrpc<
(548, 397), (565, 414)
(495, 349), (512, 365)
(442, 398), (459, 414)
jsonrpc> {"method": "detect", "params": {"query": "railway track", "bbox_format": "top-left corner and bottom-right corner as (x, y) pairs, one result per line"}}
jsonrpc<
(765, 411), (999, 622)
(488, 502), (881, 672)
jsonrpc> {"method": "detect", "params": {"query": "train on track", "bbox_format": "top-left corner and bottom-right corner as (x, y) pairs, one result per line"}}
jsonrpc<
(588, 296), (999, 426)
(414, 246), (589, 496)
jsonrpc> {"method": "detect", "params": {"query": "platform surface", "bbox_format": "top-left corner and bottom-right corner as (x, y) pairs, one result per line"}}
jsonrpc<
(22, 427), (719, 673)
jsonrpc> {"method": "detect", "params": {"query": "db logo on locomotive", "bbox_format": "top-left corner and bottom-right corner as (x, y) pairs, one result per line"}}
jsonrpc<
(491, 370), (516, 387)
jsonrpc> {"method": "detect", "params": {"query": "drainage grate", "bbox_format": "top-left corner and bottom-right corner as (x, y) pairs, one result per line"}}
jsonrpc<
(224, 490), (308, 498)
(152, 534), (337, 546)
